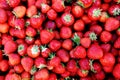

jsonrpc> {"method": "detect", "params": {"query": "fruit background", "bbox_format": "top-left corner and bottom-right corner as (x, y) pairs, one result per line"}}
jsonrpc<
(0, 0), (120, 80)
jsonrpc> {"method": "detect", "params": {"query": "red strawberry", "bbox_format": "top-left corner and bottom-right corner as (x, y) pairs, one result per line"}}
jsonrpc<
(94, 71), (105, 80)
(45, 21), (56, 30)
(11, 73), (21, 80)
(100, 43), (111, 53)
(34, 68), (49, 80)
(66, 59), (78, 73)
(87, 43), (103, 59)
(73, 46), (86, 58)
(21, 57), (34, 72)
(53, 64), (65, 74)
(0, 50), (3, 61)
(5, 73), (12, 80)
(92, 62), (102, 73)
(105, 17), (119, 31)
(0, 8), (7, 23)
(25, 36), (35, 45)
(49, 40), (61, 52)
(1, 34), (12, 45)
(0, 60), (9, 72)
(27, 45), (40, 58)
(8, 53), (21, 66)
(14, 64), (24, 73)
(113, 63), (120, 79)
(79, 58), (90, 70)
(0, 23), (9, 33)
(100, 31), (112, 43)
(6, 0), (20, 7)
(18, 43), (28, 56)
(14, 18), (25, 29)
(81, 37), (91, 48)
(4, 40), (17, 54)
(62, 39), (73, 50)
(0, 76), (4, 80)
(35, 57), (46, 69)
(40, 30), (54, 44)
(114, 37), (120, 49)
(103, 66), (113, 73)
(47, 9), (57, 20)
(61, 71), (70, 78)
(77, 69), (89, 77)
(89, 25), (102, 35)
(100, 53), (115, 67)
(56, 49), (70, 63)
(0, 0), (10, 10)
(41, 3), (50, 13)
(49, 73), (57, 80)
(21, 71), (30, 80)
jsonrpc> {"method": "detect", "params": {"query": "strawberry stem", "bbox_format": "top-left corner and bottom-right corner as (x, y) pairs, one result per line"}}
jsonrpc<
(113, 8), (120, 16)
(30, 66), (37, 75)
(18, 44), (24, 52)
(48, 53), (55, 60)
(31, 45), (40, 54)
(89, 60), (97, 73)
(72, 33), (80, 46)
(63, 14), (71, 23)
(81, 69), (89, 74)
(76, 1), (84, 8)
(40, 45), (47, 52)
(89, 32), (97, 41)
(93, 8), (102, 17)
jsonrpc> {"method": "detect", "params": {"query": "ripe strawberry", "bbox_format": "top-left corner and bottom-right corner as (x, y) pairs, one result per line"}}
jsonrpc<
(100, 43), (111, 53)
(41, 3), (50, 13)
(34, 68), (49, 80)
(55, 17), (63, 28)
(0, 60), (9, 72)
(25, 36), (35, 45)
(0, 23), (9, 33)
(66, 59), (78, 73)
(0, 76), (4, 80)
(0, 50), (3, 61)
(1, 34), (12, 45)
(105, 17), (119, 31)
(12, 6), (26, 18)
(27, 45), (40, 58)
(81, 37), (91, 48)
(6, 0), (20, 7)
(35, 57), (46, 69)
(73, 46), (86, 58)
(77, 69), (89, 77)
(113, 63), (120, 79)
(61, 71), (70, 78)
(87, 43), (103, 59)
(116, 28), (120, 36)
(60, 26), (72, 39)
(62, 39), (73, 50)
(49, 40), (61, 52)
(53, 64), (65, 74)
(103, 66), (113, 73)
(26, 26), (36, 37)
(100, 53), (115, 67)
(100, 31), (112, 43)
(4, 40), (17, 54)
(27, 0), (35, 7)
(8, 53), (21, 66)
(18, 43), (28, 56)
(56, 49), (70, 63)
(0, 8), (7, 23)
(45, 21), (56, 30)
(40, 29), (54, 44)
(35, 0), (47, 9)
(14, 64), (24, 73)
(11, 73), (21, 80)
(92, 62), (102, 73)
(21, 71), (30, 80)
(0, 0), (10, 10)
(47, 9), (57, 20)
(16, 39), (25, 44)
(21, 57), (34, 72)
(114, 37), (120, 49)
(79, 58), (90, 70)
(49, 73), (57, 80)
(94, 70), (105, 80)
(26, 5), (37, 18)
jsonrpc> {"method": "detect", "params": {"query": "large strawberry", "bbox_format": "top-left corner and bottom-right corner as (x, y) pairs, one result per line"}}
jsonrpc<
(87, 43), (103, 59)
(0, 60), (9, 72)
(113, 63), (120, 79)
(40, 29), (54, 44)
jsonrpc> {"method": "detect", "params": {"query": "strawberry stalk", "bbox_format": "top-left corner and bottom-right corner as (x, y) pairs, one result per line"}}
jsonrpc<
(72, 33), (80, 46)
(30, 66), (37, 75)
(89, 32), (97, 41)
(89, 60), (97, 73)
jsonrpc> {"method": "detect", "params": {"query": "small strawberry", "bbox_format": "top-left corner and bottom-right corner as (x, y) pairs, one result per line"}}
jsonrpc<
(6, 0), (20, 7)
(114, 37), (120, 49)
(27, 45), (40, 58)
(1, 34), (12, 45)
(100, 43), (111, 53)
(87, 43), (103, 59)
(77, 69), (89, 77)
(21, 57), (34, 72)
(41, 3), (50, 13)
(0, 60), (9, 72)
(14, 64), (24, 73)
(0, 23), (9, 33)
(94, 71), (105, 80)
(62, 39), (73, 50)
(49, 73), (57, 80)
(25, 36), (35, 45)
(11, 73), (21, 80)
(113, 63), (120, 79)
(53, 64), (65, 74)
(47, 9), (57, 20)
(0, 8), (7, 23)
(21, 71), (31, 80)
(4, 40), (17, 54)
(35, 57), (46, 69)
(18, 43), (28, 56)
(8, 53), (21, 66)
(34, 68), (49, 80)
(81, 37), (91, 48)
(26, 26), (37, 37)
(79, 58), (90, 70)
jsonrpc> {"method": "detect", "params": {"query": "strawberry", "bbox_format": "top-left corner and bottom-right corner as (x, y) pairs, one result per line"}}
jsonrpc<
(77, 69), (89, 77)
(40, 29), (54, 44)
(21, 57), (34, 72)
(41, 3), (50, 13)
(87, 43), (103, 59)
(14, 18), (25, 29)
(0, 8), (7, 23)
(6, 0), (20, 7)
(53, 64), (65, 74)
(100, 53), (115, 67)
(0, 60), (9, 72)
(14, 64), (24, 73)
(0, 76), (4, 80)
(5, 73), (12, 80)
(103, 66), (113, 73)
(79, 58), (90, 70)
(113, 63), (120, 79)
(45, 21), (56, 30)
(49, 40), (61, 52)
(26, 26), (36, 37)
(100, 31), (112, 43)
(62, 39), (73, 50)
(18, 43), (28, 56)
(4, 40), (17, 54)
(0, 50), (3, 61)
(66, 59), (78, 73)
(49, 73), (57, 80)
(61, 71), (70, 78)
(94, 71), (105, 80)
(105, 17), (119, 31)
(100, 43), (111, 53)
(25, 36), (35, 45)
(56, 49), (70, 63)
(11, 73), (21, 80)
(26, 5), (37, 18)
(114, 37), (120, 49)
(12, 6), (26, 18)
(27, 45), (40, 58)
(81, 37), (91, 48)
(73, 46), (86, 59)
(0, 23), (9, 33)
(0, 0), (10, 10)
(8, 53), (21, 66)
(35, 57), (46, 69)
(34, 68), (49, 80)
(47, 9), (57, 20)
(21, 71), (30, 80)
(1, 34), (12, 45)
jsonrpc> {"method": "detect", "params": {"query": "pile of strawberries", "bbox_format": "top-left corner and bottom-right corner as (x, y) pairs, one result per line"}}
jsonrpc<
(0, 0), (120, 80)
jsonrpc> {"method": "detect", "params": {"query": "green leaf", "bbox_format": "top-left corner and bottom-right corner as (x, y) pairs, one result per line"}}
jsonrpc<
(72, 33), (80, 46)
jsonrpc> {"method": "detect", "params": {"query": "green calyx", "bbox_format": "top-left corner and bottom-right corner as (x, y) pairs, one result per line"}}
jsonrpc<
(48, 53), (55, 60)
(26, 36), (33, 41)
(89, 32), (97, 41)
(25, 21), (30, 27)
(64, 77), (71, 80)
(30, 66), (37, 75)
(76, 1), (84, 8)
(31, 76), (34, 80)
(63, 14), (71, 23)
(81, 69), (89, 74)
(31, 45), (40, 54)
(89, 60), (97, 73)
(93, 8), (102, 17)
(113, 8), (120, 16)
(72, 33), (80, 46)
(38, 64), (47, 69)
(40, 45), (47, 52)
(117, 28), (120, 31)
(18, 44), (24, 52)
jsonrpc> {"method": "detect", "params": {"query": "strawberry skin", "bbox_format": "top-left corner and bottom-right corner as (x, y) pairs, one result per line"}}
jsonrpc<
(114, 37), (120, 49)
(113, 64), (120, 79)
